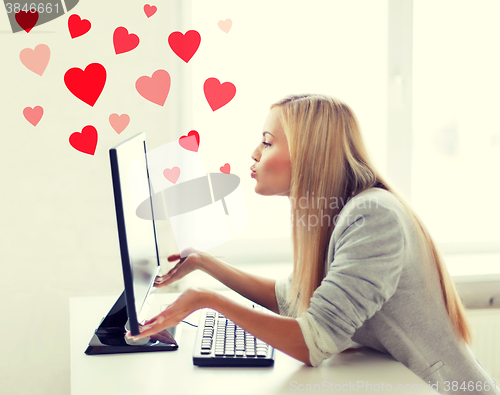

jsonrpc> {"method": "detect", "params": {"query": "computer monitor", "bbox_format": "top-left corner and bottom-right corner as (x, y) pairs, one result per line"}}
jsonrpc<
(85, 133), (178, 355)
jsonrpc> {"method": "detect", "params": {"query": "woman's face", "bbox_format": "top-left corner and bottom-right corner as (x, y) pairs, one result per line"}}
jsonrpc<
(250, 107), (292, 196)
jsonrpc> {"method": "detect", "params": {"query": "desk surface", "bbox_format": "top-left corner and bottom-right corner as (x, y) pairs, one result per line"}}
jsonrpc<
(70, 292), (434, 395)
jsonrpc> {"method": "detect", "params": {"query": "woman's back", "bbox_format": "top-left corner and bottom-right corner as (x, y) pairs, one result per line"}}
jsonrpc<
(277, 187), (499, 394)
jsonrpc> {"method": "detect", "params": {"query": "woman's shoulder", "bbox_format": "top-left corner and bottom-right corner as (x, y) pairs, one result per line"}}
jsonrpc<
(349, 187), (400, 208)
(329, 187), (411, 252)
(337, 187), (404, 224)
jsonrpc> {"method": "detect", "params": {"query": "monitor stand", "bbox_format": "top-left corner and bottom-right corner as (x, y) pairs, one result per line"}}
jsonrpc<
(84, 291), (179, 355)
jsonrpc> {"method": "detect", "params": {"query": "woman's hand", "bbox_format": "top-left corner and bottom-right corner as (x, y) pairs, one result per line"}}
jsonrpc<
(127, 288), (213, 340)
(127, 287), (312, 366)
(155, 247), (208, 288)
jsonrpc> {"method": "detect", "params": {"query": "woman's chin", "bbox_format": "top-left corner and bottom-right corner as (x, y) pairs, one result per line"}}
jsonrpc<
(253, 183), (266, 196)
(253, 186), (275, 197)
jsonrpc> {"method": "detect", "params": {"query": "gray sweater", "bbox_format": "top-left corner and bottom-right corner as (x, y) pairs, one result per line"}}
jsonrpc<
(275, 187), (499, 395)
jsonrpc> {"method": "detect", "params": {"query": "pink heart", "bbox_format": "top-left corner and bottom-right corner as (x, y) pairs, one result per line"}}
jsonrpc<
(178, 131), (200, 152)
(109, 113), (130, 134)
(163, 167), (180, 184)
(23, 106), (43, 126)
(218, 19), (232, 33)
(20, 44), (50, 76)
(220, 163), (230, 174)
(144, 4), (157, 18)
(113, 27), (140, 54)
(135, 69), (171, 106)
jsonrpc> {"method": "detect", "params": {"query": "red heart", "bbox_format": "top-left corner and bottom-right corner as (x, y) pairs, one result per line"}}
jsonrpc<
(163, 167), (180, 184)
(168, 30), (201, 63)
(64, 63), (107, 107)
(69, 125), (98, 155)
(68, 14), (91, 39)
(135, 70), (170, 106)
(203, 78), (236, 111)
(178, 130), (200, 152)
(144, 4), (157, 18)
(220, 163), (230, 174)
(113, 27), (140, 54)
(15, 11), (39, 33)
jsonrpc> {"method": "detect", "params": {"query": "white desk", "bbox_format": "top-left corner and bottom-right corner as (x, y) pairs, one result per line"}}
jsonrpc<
(70, 292), (434, 395)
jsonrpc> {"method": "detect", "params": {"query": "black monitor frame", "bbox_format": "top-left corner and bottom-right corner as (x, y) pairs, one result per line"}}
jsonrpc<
(84, 133), (178, 355)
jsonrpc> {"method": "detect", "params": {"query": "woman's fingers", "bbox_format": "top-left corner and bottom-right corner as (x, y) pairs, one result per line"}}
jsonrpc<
(167, 253), (181, 262)
(155, 264), (179, 284)
(155, 257), (188, 286)
(125, 323), (155, 340)
(155, 272), (172, 284)
(130, 323), (157, 339)
(129, 289), (203, 340)
(133, 315), (175, 339)
(150, 329), (177, 345)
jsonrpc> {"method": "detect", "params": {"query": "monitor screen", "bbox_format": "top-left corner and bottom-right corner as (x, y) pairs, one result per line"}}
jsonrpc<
(109, 133), (160, 336)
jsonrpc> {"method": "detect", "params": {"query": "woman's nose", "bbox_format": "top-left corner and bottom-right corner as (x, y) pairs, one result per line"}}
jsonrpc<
(251, 145), (260, 162)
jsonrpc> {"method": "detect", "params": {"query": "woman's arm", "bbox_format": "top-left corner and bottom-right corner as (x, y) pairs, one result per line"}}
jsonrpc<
(198, 254), (280, 314)
(210, 290), (311, 365)
(129, 288), (311, 366)
(156, 252), (280, 314)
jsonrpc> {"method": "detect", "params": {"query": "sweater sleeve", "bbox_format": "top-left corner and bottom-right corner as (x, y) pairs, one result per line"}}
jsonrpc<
(274, 273), (296, 317)
(297, 203), (406, 366)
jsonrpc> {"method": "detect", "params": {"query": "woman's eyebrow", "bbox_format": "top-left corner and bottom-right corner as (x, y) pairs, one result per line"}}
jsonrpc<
(263, 131), (275, 138)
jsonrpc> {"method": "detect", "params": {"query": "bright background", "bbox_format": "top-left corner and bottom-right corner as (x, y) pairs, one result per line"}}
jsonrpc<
(1, 1), (499, 394)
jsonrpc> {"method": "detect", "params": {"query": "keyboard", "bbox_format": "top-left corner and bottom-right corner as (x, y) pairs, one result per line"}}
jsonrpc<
(192, 308), (275, 367)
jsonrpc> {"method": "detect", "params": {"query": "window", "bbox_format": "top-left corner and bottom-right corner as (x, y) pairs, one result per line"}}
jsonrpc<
(412, 0), (500, 252)
(188, 0), (388, 262)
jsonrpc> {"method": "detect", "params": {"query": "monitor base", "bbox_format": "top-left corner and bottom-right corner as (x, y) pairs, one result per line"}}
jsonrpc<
(84, 291), (178, 355)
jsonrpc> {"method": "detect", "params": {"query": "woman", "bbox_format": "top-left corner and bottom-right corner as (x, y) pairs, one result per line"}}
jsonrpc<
(130, 94), (499, 394)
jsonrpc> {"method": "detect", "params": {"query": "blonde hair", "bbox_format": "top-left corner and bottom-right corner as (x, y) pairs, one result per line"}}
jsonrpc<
(271, 94), (471, 344)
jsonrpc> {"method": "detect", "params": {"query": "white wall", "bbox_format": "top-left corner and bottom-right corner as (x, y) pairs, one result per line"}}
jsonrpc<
(0, 1), (184, 393)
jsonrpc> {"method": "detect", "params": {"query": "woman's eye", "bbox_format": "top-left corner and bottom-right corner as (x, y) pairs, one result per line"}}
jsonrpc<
(262, 142), (271, 147)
